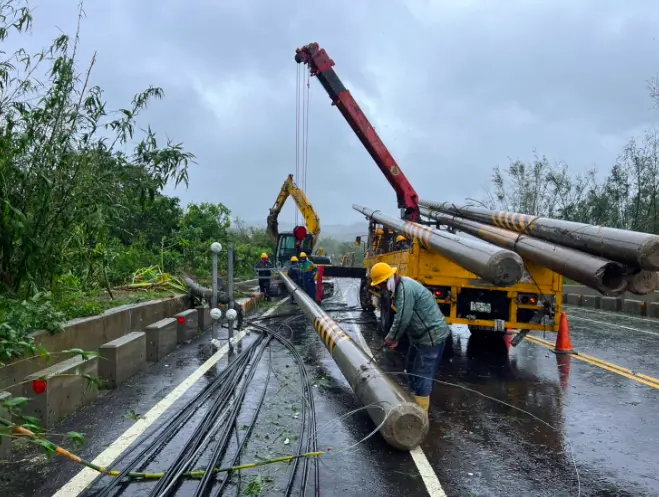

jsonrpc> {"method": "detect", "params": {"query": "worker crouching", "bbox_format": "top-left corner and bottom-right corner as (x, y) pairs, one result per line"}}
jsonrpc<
(370, 262), (450, 413)
(298, 252), (318, 300)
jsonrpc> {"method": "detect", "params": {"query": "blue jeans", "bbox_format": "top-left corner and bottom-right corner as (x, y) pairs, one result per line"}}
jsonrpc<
(406, 340), (446, 397)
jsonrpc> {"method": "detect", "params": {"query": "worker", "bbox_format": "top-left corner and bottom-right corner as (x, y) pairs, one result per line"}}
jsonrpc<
(288, 255), (301, 287)
(372, 227), (384, 254)
(298, 252), (317, 300)
(255, 253), (273, 302)
(394, 235), (410, 251)
(369, 262), (450, 413)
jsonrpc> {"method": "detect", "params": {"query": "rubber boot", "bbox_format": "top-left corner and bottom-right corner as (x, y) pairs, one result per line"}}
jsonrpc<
(414, 395), (430, 413)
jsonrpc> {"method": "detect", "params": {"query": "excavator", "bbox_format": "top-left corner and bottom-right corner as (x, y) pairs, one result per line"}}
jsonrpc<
(266, 173), (332, 296)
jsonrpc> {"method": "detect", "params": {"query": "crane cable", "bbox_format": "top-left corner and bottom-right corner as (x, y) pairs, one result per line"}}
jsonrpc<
(294, 65), (311, 227)
(295, 64), (301, 227)
(303, 69), (311, 194)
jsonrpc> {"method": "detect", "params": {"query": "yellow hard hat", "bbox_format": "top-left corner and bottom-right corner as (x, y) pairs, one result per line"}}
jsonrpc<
(396, 235), (407, 243)
(370, 262), (397, 286)
(290, 256), (298, 262)
(299, 252), (307, 258)
(261, 252), (268, 259)
(375, 228), (384, 235)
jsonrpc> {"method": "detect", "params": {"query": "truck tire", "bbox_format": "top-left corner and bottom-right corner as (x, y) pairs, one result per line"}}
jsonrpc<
(359, 278), (375, 312)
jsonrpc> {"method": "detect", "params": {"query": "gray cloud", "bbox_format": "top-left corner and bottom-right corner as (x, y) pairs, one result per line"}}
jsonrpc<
(23, 0), (659, 224)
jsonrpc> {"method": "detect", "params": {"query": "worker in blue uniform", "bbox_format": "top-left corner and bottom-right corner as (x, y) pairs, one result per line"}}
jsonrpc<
(288, 255), (301, 286)
(298, 252), (317, 300)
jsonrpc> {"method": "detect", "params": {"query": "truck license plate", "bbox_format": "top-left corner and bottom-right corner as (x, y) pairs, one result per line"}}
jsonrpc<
(470, 302), (491, 313)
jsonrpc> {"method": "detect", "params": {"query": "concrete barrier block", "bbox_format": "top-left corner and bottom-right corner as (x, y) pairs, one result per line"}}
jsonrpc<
(98, 332), (146, 388)
(0, 391), (12, 458)
(101, 306), (132, 343)
(581, 295), (601, 309)
(131, 300), (170, 331)
(622, 299), (645, 316)
(196, 305), (211, 332)
(601, 297), (622, 311)
(648, 302), (659, 318)
(174, 309), (198, 343)
(144, 318), (177, 362)
(22, 356), (98, 428)
(166, 295), (189, 317)
(565, 294), (581, 306)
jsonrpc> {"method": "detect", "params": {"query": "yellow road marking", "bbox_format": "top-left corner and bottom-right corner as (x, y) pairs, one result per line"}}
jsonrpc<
(517, 332), (659, 390)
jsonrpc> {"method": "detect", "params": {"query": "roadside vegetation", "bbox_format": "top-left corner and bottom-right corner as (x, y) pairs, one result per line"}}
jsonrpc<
(0, 2), (277, 360)
(481, 84), (659, 235)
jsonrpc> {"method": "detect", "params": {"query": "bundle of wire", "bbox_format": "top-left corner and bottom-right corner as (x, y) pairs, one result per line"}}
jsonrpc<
(83, 313), (319, 497)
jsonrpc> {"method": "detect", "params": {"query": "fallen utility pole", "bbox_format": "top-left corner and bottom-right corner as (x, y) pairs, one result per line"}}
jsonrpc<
(353, 204), (524, 287)
(278, 271), (429, 451)
(420, 207), (628, 296)
(183, 276), (245, 330)
(420, 200), (659, 272)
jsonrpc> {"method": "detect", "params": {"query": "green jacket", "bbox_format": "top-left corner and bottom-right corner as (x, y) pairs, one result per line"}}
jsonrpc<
(386, 276), (451, 347)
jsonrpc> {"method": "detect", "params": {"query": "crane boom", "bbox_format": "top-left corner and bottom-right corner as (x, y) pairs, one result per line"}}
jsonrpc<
(295, 42), (420, 221)
(266, 174), (321, 247)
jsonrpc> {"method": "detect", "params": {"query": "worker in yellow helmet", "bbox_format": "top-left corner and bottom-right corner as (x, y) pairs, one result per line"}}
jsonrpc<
(288, 255), (302, 294)
(255, 252), (273, 301)
(298, 252), (317, 300)
(394, 235), (410, 251)
(369, 262), (450, 413)
(373, 227), (384, 254)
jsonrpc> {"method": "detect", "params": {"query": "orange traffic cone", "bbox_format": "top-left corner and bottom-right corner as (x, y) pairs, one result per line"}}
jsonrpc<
(554, 312), (573, 354)
(555, 353), (572, 391)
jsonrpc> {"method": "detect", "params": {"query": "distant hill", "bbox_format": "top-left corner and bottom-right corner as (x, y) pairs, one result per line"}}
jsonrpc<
(238, 219), (367, 241)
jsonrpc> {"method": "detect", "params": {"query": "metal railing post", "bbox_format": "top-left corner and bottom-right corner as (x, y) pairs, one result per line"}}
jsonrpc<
(227, 243), (235, 350)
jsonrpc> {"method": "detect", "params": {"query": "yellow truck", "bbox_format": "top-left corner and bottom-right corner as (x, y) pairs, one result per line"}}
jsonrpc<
(296, 42), (562, 336)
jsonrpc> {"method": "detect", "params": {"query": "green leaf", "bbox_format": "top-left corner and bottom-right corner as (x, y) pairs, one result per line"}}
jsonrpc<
(66, 431), (85, 447)
(31, 438), (57, 458)
(3, 397), (29, 408)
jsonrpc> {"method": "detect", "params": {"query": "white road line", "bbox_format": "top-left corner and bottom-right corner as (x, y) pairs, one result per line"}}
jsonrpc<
(568, 314), (659, 338)
(53, 298), (288, 497)
(343, 284), (446, 497)
(410, 447), (448, 497)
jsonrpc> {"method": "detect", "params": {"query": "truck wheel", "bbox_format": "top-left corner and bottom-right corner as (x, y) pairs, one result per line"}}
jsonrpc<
(359, 278), (375, 312)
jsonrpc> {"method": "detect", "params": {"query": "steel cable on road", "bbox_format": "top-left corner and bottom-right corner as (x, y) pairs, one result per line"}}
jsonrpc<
(83, 310), (318, 496)
(208, 345), (273, 497)
(149, 335), (271, 497)
(86, 338), (265, 497)
(248, 316), (320, 497)
(193, 340), (273, 497)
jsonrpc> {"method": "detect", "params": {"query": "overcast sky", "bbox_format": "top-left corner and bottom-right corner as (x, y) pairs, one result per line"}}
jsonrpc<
(20, 0), (659, 225)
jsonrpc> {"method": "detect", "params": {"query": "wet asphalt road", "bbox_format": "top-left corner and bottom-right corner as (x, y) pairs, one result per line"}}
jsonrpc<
(1, 283), (658, 497)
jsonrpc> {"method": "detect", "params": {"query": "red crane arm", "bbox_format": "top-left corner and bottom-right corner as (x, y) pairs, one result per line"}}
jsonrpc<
(295, 42), (420, 221)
